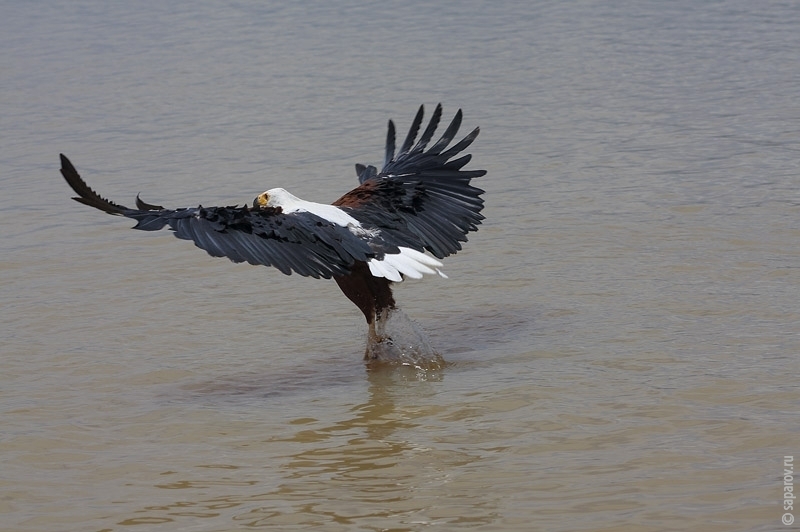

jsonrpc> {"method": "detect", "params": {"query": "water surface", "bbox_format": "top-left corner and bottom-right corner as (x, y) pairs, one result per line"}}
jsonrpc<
(2, 1), (799, 531)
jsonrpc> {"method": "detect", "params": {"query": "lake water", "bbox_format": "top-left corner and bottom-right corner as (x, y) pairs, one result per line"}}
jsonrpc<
(2, 1), (799, 531)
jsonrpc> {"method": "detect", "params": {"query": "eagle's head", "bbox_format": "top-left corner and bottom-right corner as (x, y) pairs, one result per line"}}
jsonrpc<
(253, 191), (270, 209)
(253, 188), (297, 209)
(253, 188), (307, 212)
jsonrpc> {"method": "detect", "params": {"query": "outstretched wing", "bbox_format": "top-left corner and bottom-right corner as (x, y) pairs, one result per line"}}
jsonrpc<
(59, 154), (373, 279)
(341, 104), (485, 259)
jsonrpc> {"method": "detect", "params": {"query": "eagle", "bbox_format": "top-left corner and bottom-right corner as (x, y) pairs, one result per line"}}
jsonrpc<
(60, 104), (486, 361)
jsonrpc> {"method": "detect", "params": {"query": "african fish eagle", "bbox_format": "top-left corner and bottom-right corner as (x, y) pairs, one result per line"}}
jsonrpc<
(59, 104), (486, 359)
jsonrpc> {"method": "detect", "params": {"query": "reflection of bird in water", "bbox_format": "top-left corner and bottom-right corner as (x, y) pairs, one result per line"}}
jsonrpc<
(59, 104), (486, 362)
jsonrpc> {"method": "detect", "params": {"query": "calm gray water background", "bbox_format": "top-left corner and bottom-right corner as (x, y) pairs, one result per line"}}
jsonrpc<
(2, 1), (799, 531)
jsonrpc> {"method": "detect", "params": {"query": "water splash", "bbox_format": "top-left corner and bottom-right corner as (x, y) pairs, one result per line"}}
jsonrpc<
(364, 308), (445, 370)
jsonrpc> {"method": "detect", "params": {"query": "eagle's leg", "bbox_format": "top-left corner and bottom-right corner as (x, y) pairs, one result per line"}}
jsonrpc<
(333, 261), (396, 359)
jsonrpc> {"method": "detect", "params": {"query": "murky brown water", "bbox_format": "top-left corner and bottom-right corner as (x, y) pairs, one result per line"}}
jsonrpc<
(2, 1), (799, 531)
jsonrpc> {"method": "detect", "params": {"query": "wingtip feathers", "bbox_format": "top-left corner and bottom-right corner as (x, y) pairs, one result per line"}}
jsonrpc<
(59, 153), (129, 215)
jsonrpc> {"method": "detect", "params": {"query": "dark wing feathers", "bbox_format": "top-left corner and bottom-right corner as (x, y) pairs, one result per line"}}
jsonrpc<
(165, 208), (370, 278)
(397, 105), (425, 158)
(342, 104), (485, 259)
(159, 206), (362, 278)
(383, 119), (396, 170)
(60, 154), (127, 215)
(59, 104), (484, 278)
(425, 108), (462, 156)
(135, 194), (164, 211)
(59, 154), (367, 279)
(410, 103), (442, 157)
(355, 163), (378, 184)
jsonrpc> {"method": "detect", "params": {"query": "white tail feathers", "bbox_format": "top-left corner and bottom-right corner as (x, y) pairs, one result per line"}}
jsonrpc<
(368, 247), (447, 282)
